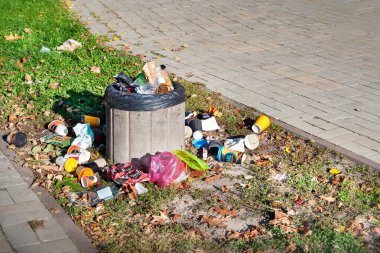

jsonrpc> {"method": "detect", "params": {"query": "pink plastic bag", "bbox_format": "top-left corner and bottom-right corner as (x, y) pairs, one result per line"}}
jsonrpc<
(149, 152), (185, 187)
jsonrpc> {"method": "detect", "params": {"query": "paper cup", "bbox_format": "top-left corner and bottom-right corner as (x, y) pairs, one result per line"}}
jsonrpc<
(81, 115), (100, 128)
(67, 145), (81, 154)
(81, 175), (98, 188)
(185, 126), (193, 139)
(6, 132), (27, 148)
(48, 120), (68, 136)
(244, 134), (260, 150)
(252, 115), (270, 134)
(193, 130), (203, 140)
(76, 166), (94, 180)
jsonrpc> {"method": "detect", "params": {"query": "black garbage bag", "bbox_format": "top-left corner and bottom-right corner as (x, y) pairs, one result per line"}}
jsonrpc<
(105, 82), (186, 111)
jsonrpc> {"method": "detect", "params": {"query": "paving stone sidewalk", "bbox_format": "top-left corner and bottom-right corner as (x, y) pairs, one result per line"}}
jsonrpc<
(72, 0), (380, 167)
(0, 150), (80, 253)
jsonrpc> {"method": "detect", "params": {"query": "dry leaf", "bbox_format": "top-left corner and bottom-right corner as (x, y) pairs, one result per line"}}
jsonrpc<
(221, 185), (228, 193)
(174, 56), (181, 61)
(286, 242), (297, 253)
(171, 214), (182, 221)
(8, 114), (16, 123)
(4, 33), (21, 41)
(38, 165), (60, 172)
(227, 231), (241, 240)
(49, 82), (59, 89)
(211, 206), (237, 217)
(124, 44), (131, 53)
(24, 28), (32, 34)
(90, 66), (101, 74)
(204, 174), (221, 182)
(242, 227), (263, 239)
(190, 170), (206, 179)
(152, 210), (169, 224)
(25, 74), (32, 82)
(200, 215), (227, 228)
(256, 160), (270, 166)
(320, 195), (336, 203)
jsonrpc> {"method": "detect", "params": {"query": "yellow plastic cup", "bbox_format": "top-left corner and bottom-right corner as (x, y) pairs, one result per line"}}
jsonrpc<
(81, 115), (100, 128)
(252, 115), (270, 134)
(64, 158), (78, 173)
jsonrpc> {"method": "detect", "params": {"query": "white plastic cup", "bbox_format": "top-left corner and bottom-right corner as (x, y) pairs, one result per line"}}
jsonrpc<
(244, 134), (260, 150)
(193, 131), (203, 140)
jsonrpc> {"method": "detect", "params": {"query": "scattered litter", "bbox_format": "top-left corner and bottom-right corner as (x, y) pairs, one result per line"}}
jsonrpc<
(329, 168), (341, 175)
(81, 115), (100, 128)
(172, 150), (208, 171)
(252, 115), (270, 134)
(149, 152), (186, 187)
(185, 126), (193, 139)
(192, 139), (207, 149)
(244, 134), (259, 150)
(224, 138), (245, 153)
(135, 182), (148, 195)
(57, 39), (82, 52)
(39, 133), (72, 148)
(48, 120), (68, 136)
(40, 46), (51, 54)
(6, 132), (27, 148)
(201, 117), (220, 131)
(71, 123), (94, 150)
(217, 146), (246, 164)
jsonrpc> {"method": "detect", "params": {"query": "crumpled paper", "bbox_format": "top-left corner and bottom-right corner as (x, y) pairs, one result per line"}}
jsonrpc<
(57, 39), (82, 52)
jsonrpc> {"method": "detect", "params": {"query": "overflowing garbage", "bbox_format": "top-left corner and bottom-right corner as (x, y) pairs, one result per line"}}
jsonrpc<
(111, 61), (173, 95)
(4, 103), (270, 207)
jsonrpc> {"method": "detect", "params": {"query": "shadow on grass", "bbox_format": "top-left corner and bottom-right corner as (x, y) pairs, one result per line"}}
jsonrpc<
(52, 89), (106, 125)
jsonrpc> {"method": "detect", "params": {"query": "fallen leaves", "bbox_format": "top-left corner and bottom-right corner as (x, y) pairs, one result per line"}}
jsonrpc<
(24, 28), (32, 34)
(286, 242), (297, 253)
(8, 114), (16, 123)
(204, 174), (221, 182)
(38, 165), (61, 172)
(151, 210), (169, 225)
(209, 206), (237, 217)
(320, 195), (336, 203)
(201, 215), (227, 229)
(16, 56), (31, 68)
(227, 226), (265, 240)
(171, 44), (189, 52)
(90, 66), (101, 74)
(25, 74), (33, 84)
(4, 33), (21, 41)
(269, 210), (298, 233)
(256, 160), (270, 166)
(221, 185), (228, 193)
(48, 82), (59, 89)
(189, 170), (206, 179)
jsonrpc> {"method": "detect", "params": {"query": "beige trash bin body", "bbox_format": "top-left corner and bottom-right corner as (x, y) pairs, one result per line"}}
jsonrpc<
(105, 83), (185, 163)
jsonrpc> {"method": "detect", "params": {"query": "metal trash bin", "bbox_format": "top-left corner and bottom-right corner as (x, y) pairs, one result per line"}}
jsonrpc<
(105, 82), (186, 163)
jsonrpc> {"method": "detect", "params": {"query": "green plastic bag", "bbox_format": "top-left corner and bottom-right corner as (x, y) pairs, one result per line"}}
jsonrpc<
(172, 150), (208, 171)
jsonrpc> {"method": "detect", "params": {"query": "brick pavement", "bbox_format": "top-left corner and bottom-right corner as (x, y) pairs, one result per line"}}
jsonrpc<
(72, 0), (380, 166)
(0, 151), (81, 253)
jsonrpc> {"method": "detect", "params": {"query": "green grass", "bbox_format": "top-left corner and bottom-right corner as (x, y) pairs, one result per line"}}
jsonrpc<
(1, 1), (378, 253)
(0, 0), (143, 124)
